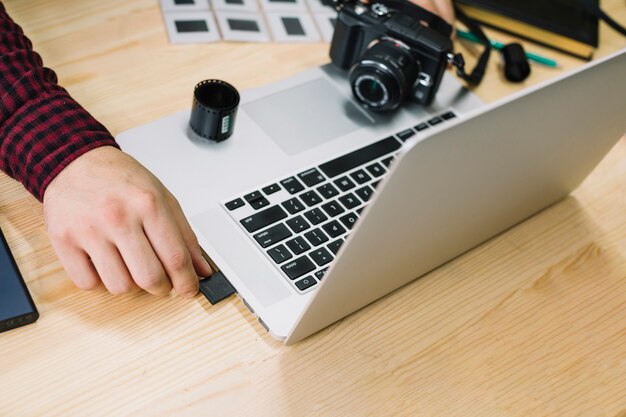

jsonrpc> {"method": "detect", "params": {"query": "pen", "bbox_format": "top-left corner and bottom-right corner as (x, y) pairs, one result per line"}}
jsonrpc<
(456, 29), (559, 68)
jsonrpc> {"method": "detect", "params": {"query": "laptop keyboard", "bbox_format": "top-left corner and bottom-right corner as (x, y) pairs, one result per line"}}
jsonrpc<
(222, 111), (457, 294)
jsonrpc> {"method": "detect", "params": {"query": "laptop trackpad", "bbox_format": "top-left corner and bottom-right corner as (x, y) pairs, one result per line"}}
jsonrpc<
(243, 77), (373, 155)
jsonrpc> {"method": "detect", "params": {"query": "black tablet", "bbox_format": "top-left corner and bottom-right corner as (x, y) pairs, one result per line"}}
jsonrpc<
(0, 227), (38, 333)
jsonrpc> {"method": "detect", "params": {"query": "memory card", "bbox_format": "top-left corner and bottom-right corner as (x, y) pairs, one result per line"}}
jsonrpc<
(199, 271), (236, 305)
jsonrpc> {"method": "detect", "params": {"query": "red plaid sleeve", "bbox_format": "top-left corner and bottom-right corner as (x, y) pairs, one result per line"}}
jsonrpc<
(0, 2), (119, 201)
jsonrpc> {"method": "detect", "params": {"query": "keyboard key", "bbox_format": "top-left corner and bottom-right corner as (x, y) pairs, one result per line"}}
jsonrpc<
(267, 244), (293, 264)
(280, 177), (305, 194)
(428, 116), (443, 126)
(350, 169), (371, 185)
(299, 190), (322, 207)
(441, 111), (456, 120)
(371, 180), (381, 189)
(338, 193), (359, 210)
(317, 183), (340, 199)
(319, 136), (402, 178)
(253, 223), (292, 248)
(282, 197), (305, 215)
(381, 156), (394, 167)
(334, 176), (356, 191)
(355, 186), (374, 202)
(286, 215), (311, 233)
(304, 228), (329, 246)
(397, 128), (416, 141)
(322, 220), (345, 238)
(262, 183), (281, 195)
(321, 200), (345, 217)
(298, 168), (325, 187)
(327, 239), (343, 255)
(244, 191), (262, 203)
(244, 191), (269, 210)
(225, 198), (245, 211)
(303, 208), (328, 225)
(315, 268), (328, 280)
(339, 212), (359, 230)
(310, 247), (334, 267)
(415, 122), (429, 131)
(295, 276), (317, 291)
(365, 162), (386, 177)
(286, 236), (311, 255)
(240, 205), (288, 233)
(281, 256), (316, 280)
(251, 198), (269, 210)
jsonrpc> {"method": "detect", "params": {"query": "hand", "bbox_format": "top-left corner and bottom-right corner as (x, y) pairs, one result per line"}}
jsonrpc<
(410, 0), (455, 26)
(43, 146), (213, 297)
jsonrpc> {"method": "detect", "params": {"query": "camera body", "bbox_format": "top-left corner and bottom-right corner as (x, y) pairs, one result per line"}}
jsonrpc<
(330, 0), (453, 110)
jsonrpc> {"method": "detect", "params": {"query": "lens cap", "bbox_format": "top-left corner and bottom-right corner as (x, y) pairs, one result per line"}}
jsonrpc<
(501, 43), (531, 83)
(189, 79), (240, 142)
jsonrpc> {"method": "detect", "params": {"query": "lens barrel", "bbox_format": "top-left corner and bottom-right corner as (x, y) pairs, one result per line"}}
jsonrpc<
(349, 40), (420, 111)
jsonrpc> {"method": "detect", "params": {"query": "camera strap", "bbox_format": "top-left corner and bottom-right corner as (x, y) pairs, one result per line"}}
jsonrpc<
(581, 0), (626, 37)
(451, 4), (491, 86)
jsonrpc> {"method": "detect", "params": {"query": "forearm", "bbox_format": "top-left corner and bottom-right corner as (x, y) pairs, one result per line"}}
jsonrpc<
(0, 2), (118, 201)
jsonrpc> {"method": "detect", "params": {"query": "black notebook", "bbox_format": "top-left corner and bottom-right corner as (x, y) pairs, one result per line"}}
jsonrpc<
(456, 0), (599, 59)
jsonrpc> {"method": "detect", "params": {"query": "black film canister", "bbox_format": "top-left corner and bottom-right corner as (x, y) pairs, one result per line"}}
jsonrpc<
(189, 79), (240, 142)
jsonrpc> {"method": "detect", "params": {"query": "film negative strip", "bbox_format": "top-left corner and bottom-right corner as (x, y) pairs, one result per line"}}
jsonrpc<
(266, 13), (320, 42)
(212, 0), (259, 13)
(164, 11), (221, 43)
(160, 0), (211, 12)
(160, 0), (336, 43)
(259, 0), (308, 13)
(215, 12), (272, 42)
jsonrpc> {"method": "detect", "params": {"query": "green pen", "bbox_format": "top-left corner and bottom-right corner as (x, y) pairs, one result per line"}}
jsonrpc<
(456, 29), (559, 68)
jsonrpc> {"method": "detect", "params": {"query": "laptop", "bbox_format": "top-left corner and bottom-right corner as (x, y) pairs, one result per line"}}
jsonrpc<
(117, 48), (626, 344)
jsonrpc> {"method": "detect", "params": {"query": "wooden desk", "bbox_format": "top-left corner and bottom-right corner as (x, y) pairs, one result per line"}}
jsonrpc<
(1, 1), (624, 415)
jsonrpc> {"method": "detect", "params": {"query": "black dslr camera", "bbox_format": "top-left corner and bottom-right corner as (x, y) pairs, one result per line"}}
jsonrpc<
(330, 0), (456, 111)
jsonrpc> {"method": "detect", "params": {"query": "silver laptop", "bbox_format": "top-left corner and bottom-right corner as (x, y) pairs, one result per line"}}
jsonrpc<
(117, 48), (626, 344)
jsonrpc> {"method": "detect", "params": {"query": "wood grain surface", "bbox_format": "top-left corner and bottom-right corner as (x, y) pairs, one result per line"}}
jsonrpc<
(0, 1), (624, 416)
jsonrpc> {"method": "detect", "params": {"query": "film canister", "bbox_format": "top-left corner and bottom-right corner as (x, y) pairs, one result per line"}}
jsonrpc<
(189, 79), (240, 142)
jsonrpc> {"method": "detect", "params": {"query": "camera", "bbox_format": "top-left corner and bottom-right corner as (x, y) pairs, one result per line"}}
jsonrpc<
(330, 0), (455, 111)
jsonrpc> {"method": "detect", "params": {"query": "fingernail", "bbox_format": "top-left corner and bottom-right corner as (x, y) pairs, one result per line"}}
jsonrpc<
(199, 246), (213, 272)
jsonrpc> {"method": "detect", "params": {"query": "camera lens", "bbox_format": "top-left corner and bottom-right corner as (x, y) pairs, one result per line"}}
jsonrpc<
(349, 40), (420, 111)
(358, 77), (386, 103)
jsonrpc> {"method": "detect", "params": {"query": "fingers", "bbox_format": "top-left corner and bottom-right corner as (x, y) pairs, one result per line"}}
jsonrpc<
(115, 224), (172, 296)
(433, 0), (455, 25)
(141, 202), (200, 299)
(42, 147), (208, 299)
(412, 0), (437, 15)
(51, 240), (101, 291)
(51, 194), (206, 298)
(87, 241), (139, 295)
(410, 0), (456, 27)
(166, 193), (213, 278)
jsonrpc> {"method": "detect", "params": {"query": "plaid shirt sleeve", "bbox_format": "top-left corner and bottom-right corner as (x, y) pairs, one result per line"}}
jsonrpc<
(0, 2), (119, 201)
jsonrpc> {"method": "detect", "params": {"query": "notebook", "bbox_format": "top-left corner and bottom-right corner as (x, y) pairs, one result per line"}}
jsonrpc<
(117, 49), (626, 343)
(456, 0), (599, 59)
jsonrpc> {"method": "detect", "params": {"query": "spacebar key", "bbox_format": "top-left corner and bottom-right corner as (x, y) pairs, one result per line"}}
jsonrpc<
(240, 205), (288, 233)
(318, 136), (401, 178)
